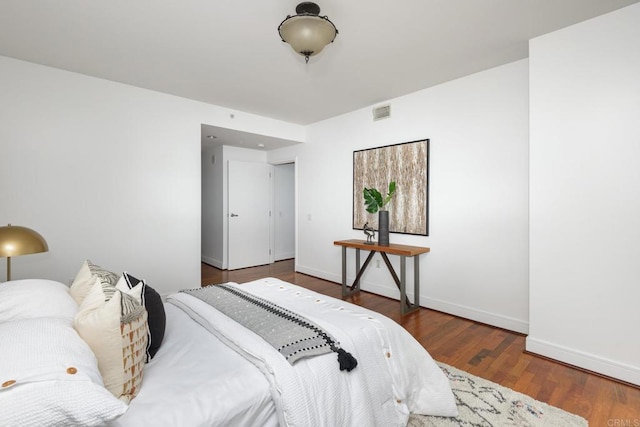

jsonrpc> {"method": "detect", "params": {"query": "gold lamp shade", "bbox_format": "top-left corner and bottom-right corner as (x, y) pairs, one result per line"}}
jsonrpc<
(0, 224), (48, 281)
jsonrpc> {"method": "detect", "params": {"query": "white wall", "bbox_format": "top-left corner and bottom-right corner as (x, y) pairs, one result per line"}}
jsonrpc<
(269, 59), (530, 333)
(528, 3), (640, 385)
(0, 56), (304, 295)
(274, 163), (295, 260)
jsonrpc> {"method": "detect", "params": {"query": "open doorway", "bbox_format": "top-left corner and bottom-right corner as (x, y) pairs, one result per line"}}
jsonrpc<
(201, 125), (299, 270)
(273, 162), (295, 262)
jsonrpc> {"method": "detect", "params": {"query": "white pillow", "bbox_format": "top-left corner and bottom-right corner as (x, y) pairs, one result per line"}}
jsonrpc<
(0, 279), (78, 324)
(74, 276), (148, 403)
(0, 317), (128, 426)
(70, 260), (119, 305)
(115, 274), (144, 304)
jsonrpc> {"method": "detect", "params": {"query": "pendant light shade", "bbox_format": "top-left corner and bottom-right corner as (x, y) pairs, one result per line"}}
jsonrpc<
(278, 2), (338, 63)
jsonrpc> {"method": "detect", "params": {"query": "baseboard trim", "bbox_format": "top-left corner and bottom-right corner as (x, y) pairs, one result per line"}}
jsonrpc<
(275, 252), (295, 261)
(201, 255), (223, 269)
(421, 294), (528, 334)
(294, 264), (529, 334)
(526, 337), (640, 386)
(295, 265), (337, 283)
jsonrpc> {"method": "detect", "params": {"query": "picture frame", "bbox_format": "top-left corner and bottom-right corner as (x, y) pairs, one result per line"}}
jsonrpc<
(352, 139), (429, 236)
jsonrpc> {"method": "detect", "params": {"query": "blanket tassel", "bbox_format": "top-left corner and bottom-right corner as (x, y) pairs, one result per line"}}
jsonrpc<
(337, 348), (358, 372)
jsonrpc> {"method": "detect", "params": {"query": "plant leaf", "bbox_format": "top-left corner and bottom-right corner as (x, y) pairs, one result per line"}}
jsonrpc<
(381, 181), (397, 208)
(363, 187), (382, 213)
(388, 181), (396, 196)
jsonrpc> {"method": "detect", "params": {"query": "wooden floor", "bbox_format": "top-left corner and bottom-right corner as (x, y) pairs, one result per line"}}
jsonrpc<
(202, 260), (640, 426)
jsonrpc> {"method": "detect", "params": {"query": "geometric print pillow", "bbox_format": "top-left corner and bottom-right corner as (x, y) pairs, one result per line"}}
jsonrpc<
(122, 272), (166, 361)
(74, 275), (148, 403)
(70, 260), (120, 306)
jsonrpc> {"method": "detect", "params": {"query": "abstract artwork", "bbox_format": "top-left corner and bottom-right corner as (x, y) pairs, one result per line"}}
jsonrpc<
(353, 139), (429, 236)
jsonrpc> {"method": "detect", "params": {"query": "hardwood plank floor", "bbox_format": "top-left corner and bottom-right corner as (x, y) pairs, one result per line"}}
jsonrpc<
(201, 260), (640, 426)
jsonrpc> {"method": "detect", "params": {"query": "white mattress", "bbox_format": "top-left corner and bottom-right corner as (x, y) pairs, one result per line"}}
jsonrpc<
(109, 303), (277, 427)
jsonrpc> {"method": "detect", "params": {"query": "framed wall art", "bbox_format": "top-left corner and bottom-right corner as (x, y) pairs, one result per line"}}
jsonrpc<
(352, 139), (429, 236)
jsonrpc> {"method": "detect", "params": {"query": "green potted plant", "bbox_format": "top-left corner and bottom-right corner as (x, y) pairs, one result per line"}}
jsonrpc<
(363, 181), (396, 246)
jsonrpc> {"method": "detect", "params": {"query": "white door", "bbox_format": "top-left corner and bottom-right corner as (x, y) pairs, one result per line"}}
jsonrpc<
(228, 160), (271, 270)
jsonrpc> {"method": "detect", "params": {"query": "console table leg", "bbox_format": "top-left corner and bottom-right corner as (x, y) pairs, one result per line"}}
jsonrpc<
(341, 246), (347, 297)
(414, 255), (420, 311)
(400, 255), (407, 313)
(343, 248), (373, 297)
(400, 255), (420, 315)
(355, 248), (361, 289)
(381, 253), (413, 313)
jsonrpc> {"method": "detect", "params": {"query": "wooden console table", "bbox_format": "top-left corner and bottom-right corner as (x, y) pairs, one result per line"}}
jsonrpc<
(334, 239), (430, 315)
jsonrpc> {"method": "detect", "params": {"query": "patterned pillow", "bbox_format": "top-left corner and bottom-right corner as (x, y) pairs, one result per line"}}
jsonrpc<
(0, 318), (128, 425)
(122, 272), (166, 361)
(70, 260), (119, 305)
(74, 276), (148, 403)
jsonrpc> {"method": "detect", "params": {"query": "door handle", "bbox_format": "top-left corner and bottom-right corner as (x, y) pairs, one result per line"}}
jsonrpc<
(230, 213), (239, 217)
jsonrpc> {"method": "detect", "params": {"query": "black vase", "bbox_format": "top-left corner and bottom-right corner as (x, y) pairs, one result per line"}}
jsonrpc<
(378, 210), (390, 246)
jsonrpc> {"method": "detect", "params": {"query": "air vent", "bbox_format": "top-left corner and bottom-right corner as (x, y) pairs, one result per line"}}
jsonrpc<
(373, 105), (391, 121)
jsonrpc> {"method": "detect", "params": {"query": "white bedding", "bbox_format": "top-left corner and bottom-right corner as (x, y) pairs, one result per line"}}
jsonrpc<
(166, 278), (457, 427)
(110, 303), (277, 427)
(3, 277), (456, 426)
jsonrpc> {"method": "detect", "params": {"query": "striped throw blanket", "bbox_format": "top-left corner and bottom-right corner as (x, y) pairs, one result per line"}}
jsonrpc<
(181, 285), (357, 370)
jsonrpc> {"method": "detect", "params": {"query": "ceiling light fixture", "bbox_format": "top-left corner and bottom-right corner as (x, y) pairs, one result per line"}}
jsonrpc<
(278, 2), (338, 64)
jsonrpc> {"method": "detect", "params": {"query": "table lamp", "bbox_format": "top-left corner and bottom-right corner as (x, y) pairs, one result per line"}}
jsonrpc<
(0, 224), (49, 281)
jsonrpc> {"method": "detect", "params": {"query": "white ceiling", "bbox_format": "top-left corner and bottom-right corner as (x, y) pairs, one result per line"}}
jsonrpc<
(1, 0), (637, 148)
(200, 124), (302, 152)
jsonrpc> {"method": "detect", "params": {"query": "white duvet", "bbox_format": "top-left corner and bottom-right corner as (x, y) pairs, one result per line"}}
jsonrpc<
(167, 277), (457, 427)
(109, 303), (277, 427)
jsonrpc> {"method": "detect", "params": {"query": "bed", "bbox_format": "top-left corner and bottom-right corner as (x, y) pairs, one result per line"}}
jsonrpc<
(0, 262), (457, 426)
